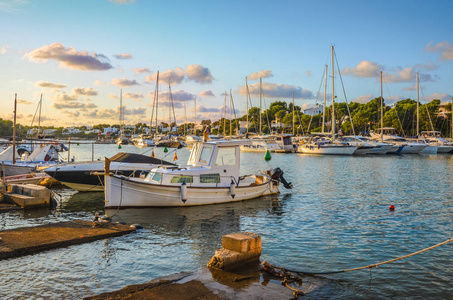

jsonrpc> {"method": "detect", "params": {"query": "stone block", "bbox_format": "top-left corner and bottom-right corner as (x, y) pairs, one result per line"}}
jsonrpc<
(222, 232), (261, 253)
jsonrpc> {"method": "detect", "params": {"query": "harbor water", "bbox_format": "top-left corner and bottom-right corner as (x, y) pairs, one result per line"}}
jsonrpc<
(1, 143), (452, 299)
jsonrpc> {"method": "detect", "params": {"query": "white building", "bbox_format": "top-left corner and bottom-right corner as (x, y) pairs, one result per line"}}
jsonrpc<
(303, 104), (323, 116)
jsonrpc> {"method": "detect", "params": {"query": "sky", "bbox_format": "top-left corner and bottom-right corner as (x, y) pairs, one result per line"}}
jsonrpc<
(1, 0), (452, 128)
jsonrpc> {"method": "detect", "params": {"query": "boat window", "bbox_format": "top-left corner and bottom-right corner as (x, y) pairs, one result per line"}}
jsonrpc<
(200, 173), (220, 183)
(188, 143), (200, 164)
(144, 172), (154, 182)
(199, 146), (213, 164)
(215, 147), (236, 165)
(151, 172), (163, 182)
(170, 175), (193, 183)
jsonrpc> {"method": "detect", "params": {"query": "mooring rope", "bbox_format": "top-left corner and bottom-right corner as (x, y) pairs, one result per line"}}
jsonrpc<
(271, 237), (453, 276)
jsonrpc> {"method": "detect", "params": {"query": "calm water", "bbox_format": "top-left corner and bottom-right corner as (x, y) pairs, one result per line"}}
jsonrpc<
(1, 143), (453, 299)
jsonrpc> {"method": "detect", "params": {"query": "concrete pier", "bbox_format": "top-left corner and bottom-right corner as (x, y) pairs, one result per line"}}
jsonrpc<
(208, 232), (262, 271)
(4, 183), (51, 209)
(0, 220), (136, 260)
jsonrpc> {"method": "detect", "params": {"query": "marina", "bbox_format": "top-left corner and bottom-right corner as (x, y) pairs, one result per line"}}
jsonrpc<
(1, 143), (452, 299)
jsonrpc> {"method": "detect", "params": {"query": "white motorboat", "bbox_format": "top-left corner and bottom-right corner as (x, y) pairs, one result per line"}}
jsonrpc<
(298, 134), (357, 155)
(421, 131), (453, 153)
(340, 136), (375, 155)
(354, 136), (394, 154)
(240, 136), (280, 152)
(104, 140), (293, 208)
(370, 128), (427, 154)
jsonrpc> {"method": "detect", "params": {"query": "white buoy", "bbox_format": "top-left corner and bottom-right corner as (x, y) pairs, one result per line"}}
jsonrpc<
(181, 182), (188, 203)
(230, 180), (236, 199)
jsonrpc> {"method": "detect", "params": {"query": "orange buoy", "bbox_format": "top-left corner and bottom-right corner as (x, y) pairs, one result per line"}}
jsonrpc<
(389, 205), (395, 211)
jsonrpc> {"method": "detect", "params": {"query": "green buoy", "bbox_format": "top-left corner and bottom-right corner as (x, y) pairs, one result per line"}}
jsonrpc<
(163, 146), (168, 153)
(118, 144), (122, 149)
(264, 149), (271, 161)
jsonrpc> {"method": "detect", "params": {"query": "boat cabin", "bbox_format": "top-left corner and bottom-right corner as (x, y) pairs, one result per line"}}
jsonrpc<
(144, 140), (245, 186)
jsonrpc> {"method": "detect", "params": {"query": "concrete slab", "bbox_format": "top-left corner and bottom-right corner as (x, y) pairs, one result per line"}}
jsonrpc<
(0, 220), (136, 260)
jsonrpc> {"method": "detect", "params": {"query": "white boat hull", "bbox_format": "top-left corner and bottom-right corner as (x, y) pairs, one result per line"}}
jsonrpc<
(298, 144), (357, 155)
(105, 175), (279, 207)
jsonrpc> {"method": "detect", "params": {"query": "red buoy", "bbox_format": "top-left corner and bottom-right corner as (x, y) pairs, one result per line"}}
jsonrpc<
(389, 205), (395, 211)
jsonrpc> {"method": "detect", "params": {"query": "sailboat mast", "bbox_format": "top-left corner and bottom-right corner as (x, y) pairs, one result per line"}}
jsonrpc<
(380, 70), (384, 141)
(331, 45), (335, 140)
(223, 92), (226, 136)
(119, 89), (123, 134)
(229, 89), (233, 137)
(13, 94), (17, 165)
(259, 77), (262, 135)
(168, 79), (171, 134)
(322, 64), (327, 133)
(38, 93), (42, 135)
(155, 71), (159, 135)
(193, 96), (196, 135)
(292, 92), (295, 135)
(416, 72), (419, 137)
(451, 96), (453, 140)
(246, 77), (249, 134)
(184, 104), (187, 135)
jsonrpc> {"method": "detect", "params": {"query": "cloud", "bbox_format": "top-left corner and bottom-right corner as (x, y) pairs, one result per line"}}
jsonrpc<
(25, 43), (112, 71)
(352, 94), (373, 104)
(384, 67), (433, 83)
(114, 53), (132, 59)
(0, 0), (29, 13)
(238, 82), (314, 99)
(53, 101), (97, 110)
(132, 67), (151, 74)
(199, 90), (215, 97)
(186, 65), (214, 84)
(94, 80), (109, 86)
(72, 87), (97, 96)
(426, 93), (452, 102)
(112, 77), (140, 87)
(145, 68), (185, 85)
(145, 65), (214, 85)
(83, 105), (145, 119)
(63, 111), (80, 118)
(35, 81), (67, 89)
(384, 95), (404, 104)
(17, 98), (33, 105)
(123, 92), (144, 101)
(414, 61), (439, 71)
(342, 60), (382, 78)
(305, 70), (311, 77)
(108, 93), (118, 99)
(424, 41), (453, 61)
(197, 106), (222, 113)
(0, 45), (9, 54)
(247, 69), (273, 81)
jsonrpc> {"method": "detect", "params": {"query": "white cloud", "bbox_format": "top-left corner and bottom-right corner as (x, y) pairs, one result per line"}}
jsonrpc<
(123, 92), (144, 101)
(114, 53), (132, 59)
(247, 69), (273, 81)
(238, 82), (314, 99)
(199, 90), (215, 97)
(425, 41), (453, 61)
(426, 93), (452, 102)
(132, 67), (151, 74)
(0, 45), (9, 54)
(145, 68), (185, 85)
(342, 60), (382, 78)
(186, 64), (214, 84)
(72, 87), (98, 96)
(25, 43), (112, 71)
(35, 81), (67, 89)
(112, 77), (140, 87)
(352, 94), (373, 104)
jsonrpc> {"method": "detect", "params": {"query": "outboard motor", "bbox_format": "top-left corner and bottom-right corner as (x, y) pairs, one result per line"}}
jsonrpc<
(271, 167), (293, 189)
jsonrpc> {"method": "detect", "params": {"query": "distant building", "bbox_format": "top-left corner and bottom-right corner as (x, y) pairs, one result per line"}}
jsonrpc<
(438, 102), (450, 119)
(303, 104), (323, 116)
(103, 127), (119, 135)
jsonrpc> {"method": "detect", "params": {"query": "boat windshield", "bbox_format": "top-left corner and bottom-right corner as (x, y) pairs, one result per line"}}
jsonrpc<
(199, 146), (213, 165)
(188, 143), (200, 164)
(215, 147), (236, 166)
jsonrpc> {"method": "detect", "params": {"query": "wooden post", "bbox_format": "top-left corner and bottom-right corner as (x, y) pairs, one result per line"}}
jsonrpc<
(104, 157), (111, 175)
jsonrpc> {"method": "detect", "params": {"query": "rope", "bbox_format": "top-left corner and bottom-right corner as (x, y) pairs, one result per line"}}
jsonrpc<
(271, 237), (453, 276)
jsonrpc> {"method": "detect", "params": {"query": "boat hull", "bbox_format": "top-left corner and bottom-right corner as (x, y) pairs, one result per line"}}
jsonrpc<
(105, 175), (279, 207)
(298, 145), (357, 155)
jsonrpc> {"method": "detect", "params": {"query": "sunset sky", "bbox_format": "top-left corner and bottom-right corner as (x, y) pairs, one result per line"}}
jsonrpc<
(1, 0), (452, 128)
